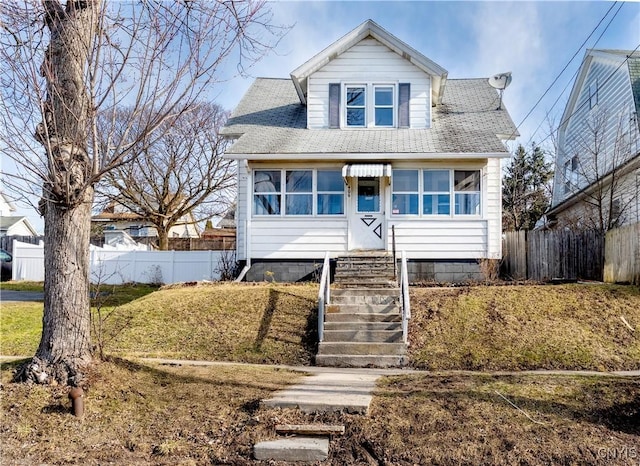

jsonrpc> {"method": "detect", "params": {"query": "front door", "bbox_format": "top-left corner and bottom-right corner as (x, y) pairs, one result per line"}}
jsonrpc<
(348, 177), (385, 250)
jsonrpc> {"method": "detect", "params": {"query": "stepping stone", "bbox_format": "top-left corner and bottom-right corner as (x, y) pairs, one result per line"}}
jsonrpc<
(254, 436), (329, 462)
(262, 371), (379, 414)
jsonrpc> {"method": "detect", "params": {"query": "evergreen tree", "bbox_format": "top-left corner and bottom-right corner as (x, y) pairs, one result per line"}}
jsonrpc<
(503, 144), (554, 231)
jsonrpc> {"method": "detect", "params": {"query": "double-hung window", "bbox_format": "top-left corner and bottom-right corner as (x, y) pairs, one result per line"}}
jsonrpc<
(330, 82), (409, 128)
(346, 86), (366, 127)
(254, 169), (344, 216)
(374, 86), (394, 127)
(392, 169), (418, 215)
(317, 170), (344, 215)
(423, 170), (451, 215)
(454, 170), (481, 215)
(285, 170), (312, 215)
(254, 170), (281, 215)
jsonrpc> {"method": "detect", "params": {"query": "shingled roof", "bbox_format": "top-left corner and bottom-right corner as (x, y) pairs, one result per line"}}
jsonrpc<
(221, 77), (518, 156)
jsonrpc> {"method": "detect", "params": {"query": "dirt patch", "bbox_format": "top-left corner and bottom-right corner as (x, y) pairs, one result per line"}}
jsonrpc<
(2, 360), (638, 465)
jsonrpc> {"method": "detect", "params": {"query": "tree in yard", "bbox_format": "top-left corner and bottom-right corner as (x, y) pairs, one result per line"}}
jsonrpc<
(555, 108), (639, 232)
(99, 103), (235, 250)
(0, 0), (283, 385)
(502, 144), (554, 231)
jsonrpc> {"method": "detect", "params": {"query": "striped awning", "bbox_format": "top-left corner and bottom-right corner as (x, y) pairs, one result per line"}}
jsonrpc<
(341, 164), (392, 178)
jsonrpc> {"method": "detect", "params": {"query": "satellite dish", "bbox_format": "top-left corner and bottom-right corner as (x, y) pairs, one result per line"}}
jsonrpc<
(488, 72), (512, 110)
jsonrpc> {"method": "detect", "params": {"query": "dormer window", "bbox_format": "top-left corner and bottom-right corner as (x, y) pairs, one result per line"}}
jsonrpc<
(374, 86), (394, 126)
(346, 86), (366, 127)
(330, 82), (409, 129)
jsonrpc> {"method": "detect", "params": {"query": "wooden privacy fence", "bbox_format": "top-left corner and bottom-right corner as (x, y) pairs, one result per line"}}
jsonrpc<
(604, 223), (640, 285)
(502, 229), (604, 281)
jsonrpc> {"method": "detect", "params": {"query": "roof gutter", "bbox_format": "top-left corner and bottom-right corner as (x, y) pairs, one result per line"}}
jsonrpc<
(222, 151), (511, 161)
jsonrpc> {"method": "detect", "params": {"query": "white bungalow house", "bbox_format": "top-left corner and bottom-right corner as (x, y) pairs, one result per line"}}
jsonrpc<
(547, 49), (640, 231)
(92, 201), (200, 239)
(0, 191), (38, 237)
(222, 20), (518, 282)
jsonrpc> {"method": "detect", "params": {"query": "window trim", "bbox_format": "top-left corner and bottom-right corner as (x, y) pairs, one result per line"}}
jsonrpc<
(253, 169), (346, 218)
(342, 82), (398, 129)
(391, 169), (419, 215)
(390, 168), (482, 218)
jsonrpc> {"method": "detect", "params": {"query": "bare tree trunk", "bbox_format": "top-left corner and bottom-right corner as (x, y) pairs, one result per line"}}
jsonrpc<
(23, 192), (94, 385)
(157, 227), (170, 251)
(18, 0), (99, 386)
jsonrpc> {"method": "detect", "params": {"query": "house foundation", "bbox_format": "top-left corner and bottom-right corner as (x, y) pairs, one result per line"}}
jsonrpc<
(241, 259), (482, 283)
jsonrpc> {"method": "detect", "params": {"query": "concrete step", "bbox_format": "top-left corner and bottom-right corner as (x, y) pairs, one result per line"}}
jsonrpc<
(315, 354), (407, 368)
(331, 289), (400, 305)
(317, 342), (407, 355)
(254, 437), (329, 462)
(323, 329), (403, 343)
(333, 279), (398, 288)
(261, 372), (379, 414)
(325, 312), (402, 322)
(336, 262), (393, 273)
(332, 288), (400, 297)
(326, 303), (401, 314)
(324, 321), (402, 331)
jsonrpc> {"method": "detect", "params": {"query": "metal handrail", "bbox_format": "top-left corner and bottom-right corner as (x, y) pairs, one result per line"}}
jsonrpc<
(400, 250), (411, 344)
(317, 251), (331, 342)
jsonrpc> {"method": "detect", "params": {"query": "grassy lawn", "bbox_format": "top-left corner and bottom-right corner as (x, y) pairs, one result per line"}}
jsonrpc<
(0, 281), (45, 292)
(2, 359), (637, 465)
(409, 284), (640, 371)
(2, 282), (639, 371)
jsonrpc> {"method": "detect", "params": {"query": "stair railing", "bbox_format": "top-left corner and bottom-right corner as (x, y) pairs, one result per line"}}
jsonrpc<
(400, 250), (411, 344)
(317, 251), (331, 343)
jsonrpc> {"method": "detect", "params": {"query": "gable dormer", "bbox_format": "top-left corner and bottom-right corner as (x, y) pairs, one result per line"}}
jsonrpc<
(290, 19), (448, 130)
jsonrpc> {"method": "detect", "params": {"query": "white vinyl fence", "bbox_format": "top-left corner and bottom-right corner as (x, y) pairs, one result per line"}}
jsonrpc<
(11, 240), (227, 284)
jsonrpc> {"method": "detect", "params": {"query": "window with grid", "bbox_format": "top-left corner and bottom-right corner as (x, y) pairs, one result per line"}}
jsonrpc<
(285, 170), (312, 215)
(423, 170), (451, 215)
(346, 86), (366, 127)
(392, 169), (418, 215)
(253, 170), (281, 215)
(454, 170), (481, 215)
(317, 170), (344, 215)
(374, 86), (394, 127)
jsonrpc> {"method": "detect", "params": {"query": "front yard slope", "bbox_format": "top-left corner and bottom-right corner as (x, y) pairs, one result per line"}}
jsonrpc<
(409, 284), (640, 371)
(106, 283), (318, 365)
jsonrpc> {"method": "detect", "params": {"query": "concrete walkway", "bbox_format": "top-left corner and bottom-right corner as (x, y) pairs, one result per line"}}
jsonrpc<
(262, 370), (381, 414)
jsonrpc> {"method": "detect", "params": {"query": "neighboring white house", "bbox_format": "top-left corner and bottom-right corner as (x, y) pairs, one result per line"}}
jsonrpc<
(222, 20), (518, 281)
(0, 191), (38, 237)
(548, 49), (640, 230)
(92, 202), (200, 239)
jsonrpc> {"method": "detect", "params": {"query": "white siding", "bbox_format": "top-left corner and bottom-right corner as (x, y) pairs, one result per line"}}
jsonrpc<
(236, 162), (248, 260)
(307, 38), (431, 129)
(485, 158), (502, 258)
(388, 220), (488, 259)
(242, 159), (503, 260)
(553, 54), (640, 207)
(251, 218), (348, 259)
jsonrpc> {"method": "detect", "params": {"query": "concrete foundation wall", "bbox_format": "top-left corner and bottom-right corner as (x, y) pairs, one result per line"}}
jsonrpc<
(244, 260), (325, 282)
(243, 259), (482, 283)
(406, 260), (483, 283)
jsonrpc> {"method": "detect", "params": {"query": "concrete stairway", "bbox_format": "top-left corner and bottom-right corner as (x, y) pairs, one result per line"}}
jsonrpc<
(317, 254), (408, 368)
(333, 253), (397, 288)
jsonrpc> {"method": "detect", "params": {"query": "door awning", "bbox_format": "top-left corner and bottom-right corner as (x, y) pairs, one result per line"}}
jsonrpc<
(342, 164), (392, 178)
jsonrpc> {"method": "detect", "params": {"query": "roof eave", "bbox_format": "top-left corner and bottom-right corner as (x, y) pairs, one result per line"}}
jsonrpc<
(222, 151), (510, 161)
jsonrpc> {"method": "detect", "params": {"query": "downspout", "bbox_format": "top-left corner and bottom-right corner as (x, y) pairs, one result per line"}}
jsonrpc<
(235, 160), (252, 282)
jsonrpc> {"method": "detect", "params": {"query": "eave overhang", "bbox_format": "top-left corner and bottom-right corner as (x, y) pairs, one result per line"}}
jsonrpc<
(222, 152), (510, 161)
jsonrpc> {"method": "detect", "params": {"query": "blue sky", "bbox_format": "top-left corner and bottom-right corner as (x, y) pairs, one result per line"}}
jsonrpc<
(6, 1), (640, 233)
